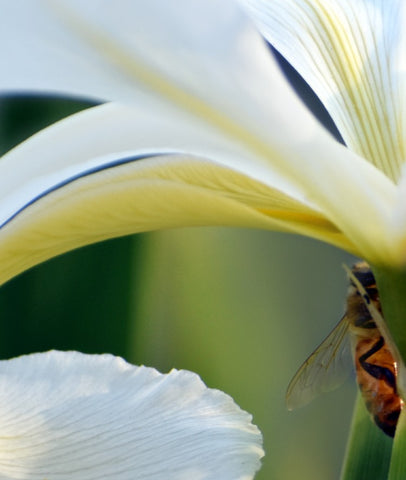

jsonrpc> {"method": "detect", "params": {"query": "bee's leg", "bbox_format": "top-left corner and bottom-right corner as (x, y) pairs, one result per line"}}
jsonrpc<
(359, 336), (396, 389)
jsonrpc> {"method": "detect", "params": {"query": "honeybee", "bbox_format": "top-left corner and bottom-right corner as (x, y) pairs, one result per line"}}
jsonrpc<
(286, 261), (404, 437)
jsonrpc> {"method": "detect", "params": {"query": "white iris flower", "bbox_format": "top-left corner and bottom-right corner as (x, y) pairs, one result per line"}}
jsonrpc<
(0, 0), (404, 477)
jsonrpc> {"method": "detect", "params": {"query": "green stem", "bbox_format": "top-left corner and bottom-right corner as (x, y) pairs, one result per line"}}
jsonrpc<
(389, 409), (406, 480)
(373, 266), (406, 369)
(340, 393), (392, 480)
(372, 265), (406, 480)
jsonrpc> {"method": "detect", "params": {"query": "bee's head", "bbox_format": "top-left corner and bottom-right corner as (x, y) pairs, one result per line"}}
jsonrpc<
(351, 261), (375, 289)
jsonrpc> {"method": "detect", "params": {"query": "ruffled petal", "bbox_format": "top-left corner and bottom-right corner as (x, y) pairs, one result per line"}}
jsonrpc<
(241, 0), (406, 182)
(0, 350), (263, 479)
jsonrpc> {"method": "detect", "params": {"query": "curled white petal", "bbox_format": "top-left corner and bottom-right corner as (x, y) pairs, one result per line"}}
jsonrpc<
(0, 96), (397, 279)
(0, 350), (263, 479)
(0, 0), (402, 268)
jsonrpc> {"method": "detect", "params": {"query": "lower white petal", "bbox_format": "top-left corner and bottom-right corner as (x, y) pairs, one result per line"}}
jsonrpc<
(0, 351), (263, 479)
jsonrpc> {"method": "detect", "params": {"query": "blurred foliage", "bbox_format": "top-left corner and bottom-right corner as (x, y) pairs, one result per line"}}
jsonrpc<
(0, 96), (140, 359)
(132, 227), (356, 479)
(341, 394), (392, 480)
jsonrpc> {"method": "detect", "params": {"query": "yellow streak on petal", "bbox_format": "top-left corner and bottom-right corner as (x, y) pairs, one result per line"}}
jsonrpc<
(266, 0), (403, 181)
(258, 207), (339, 230)
(311, 1), (402, 181)
(257, 207), (358, 255)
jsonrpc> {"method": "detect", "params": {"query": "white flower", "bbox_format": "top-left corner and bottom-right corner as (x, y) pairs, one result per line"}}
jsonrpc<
(0, 350), (263, 479)
(0, 0), (403, 288)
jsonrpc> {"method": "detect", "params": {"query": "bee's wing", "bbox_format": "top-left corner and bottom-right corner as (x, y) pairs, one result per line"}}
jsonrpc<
(286, 316), (352, 410)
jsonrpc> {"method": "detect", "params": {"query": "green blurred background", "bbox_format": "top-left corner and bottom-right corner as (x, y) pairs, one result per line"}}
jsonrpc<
(0, 93), (357, 479)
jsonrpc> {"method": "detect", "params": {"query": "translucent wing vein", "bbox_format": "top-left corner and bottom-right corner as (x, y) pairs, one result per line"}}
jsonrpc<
(286, 316), (352, 410)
